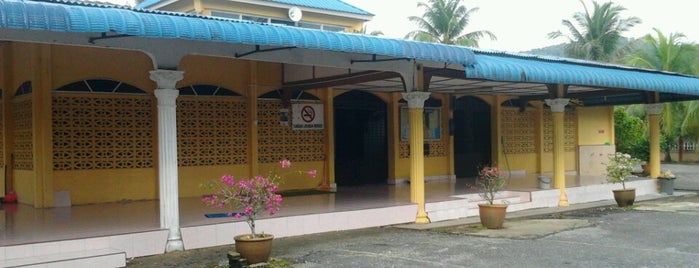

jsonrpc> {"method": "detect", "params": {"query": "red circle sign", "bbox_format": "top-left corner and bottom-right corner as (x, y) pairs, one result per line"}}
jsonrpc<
(301, 105), (315, 123)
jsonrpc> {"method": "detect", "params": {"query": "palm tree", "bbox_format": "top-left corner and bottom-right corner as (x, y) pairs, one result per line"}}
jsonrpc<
(405, 0), (496, 47)
(623, 28), (699, 161)
(548, 0), (641, 61)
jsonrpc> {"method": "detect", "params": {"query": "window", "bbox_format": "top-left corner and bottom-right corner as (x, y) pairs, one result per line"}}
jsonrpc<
(298, 22), (322, 30)
(270, 18), (295, 26)
(178, 85), (241, 97)
(55, 79), (145, 94)
(210, 10), (347, 32)
(211, 10), (241, 20)
(322, 25), (345, 32)
(242, 15), (269, 23)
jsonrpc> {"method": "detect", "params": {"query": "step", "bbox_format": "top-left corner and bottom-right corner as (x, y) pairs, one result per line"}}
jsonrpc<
(426, 192), (531, 222)
(3, 248), (125, 268)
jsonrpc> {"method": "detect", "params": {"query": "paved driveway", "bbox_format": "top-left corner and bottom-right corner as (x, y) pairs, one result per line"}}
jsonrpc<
(127, 188), (699, 268)
(269, 195), (699, 268)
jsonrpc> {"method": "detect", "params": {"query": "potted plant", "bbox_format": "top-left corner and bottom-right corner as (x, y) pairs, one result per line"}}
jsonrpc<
(605, 152), (643, 207)
(201, 159), (317, 264)
(657, 169), (676, 195)
(474, 165), (508, 229)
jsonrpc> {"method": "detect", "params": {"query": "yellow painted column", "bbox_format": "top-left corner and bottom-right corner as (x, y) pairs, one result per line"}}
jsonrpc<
(545, 98), (570, 207)
(446, 96), (455, 178)
(248, 62), (259, 177)
(402, 91), (430, 224)
(33, 44), (54, 208)
(322, 87), (335, 190)
(0, 42), (7, 197)
(387, 93), (401, 183)
(645, 104), (663, 178)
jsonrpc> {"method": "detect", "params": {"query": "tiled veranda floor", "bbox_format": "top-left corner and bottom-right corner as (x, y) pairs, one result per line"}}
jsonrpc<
(0, 172), (661, 267)
(0, 172), (610, 247)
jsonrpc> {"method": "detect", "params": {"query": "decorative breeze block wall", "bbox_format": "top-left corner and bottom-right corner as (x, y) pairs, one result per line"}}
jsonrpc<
(257, 100), (324, 163)
(177, 98), (248, 166)
(12, 97), (33, 170)
(52, 95), (155, 170)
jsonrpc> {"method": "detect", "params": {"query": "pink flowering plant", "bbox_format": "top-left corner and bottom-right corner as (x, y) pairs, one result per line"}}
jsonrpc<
(475, 165), (507, 205)
(201, 159), (317, 238)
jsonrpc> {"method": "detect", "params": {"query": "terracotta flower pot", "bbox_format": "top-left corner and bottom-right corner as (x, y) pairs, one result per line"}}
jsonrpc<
(612, 188), (636, 207)
(478, 203), (508, 229)
(234, 234), (274, 264)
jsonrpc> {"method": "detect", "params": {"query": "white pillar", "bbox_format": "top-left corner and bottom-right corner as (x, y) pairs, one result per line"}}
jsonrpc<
(151, 70), (185, 252)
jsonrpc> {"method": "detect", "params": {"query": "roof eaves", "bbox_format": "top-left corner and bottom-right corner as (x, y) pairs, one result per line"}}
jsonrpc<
(0, 0), (475, 67)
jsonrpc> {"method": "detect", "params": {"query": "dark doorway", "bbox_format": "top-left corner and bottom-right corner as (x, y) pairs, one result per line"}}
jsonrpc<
(453, 96), (492, 178)
(334, 91), (388, 186)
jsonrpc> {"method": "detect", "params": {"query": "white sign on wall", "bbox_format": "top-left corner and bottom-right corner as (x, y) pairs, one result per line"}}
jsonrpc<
(292, 103), (324, 130)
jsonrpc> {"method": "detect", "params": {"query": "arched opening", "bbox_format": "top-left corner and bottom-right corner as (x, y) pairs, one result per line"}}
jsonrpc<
(333, 90), (387, 186)
(453, 96), (492, 179)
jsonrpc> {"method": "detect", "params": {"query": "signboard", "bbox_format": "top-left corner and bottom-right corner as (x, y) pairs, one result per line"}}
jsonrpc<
(292, 103), (324, 130)
(400, 107), (442, 141)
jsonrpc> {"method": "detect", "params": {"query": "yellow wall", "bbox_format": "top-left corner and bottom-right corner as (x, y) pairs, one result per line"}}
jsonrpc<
(53, 169), (156, 204)
(179, 165), (249, 197)
(179, 56), (252, 95)
(52, 45), (155, 92)
(502, 153), (539, 173)
(257, 161), (325, 190)
(2, 41), (619, 206)
(13, 170), (35, 204)
(577, 106), (614, 145)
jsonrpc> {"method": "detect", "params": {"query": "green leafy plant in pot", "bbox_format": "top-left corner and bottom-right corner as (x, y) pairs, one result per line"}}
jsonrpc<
(605, 152), (642, 207)
(201, 159), (317, 264)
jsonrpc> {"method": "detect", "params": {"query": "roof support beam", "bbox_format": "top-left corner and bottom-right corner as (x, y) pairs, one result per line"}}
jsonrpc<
(281, 70), (401, 91)
(546, 84), (568, 98)
(235, 45), (296, 58)
(88, 32), (132, 44)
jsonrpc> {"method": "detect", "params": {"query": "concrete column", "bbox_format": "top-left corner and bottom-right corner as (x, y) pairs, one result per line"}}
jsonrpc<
(248, 62), (259, 177)
(544, 98), (570, 207)
(645, 103), (663, 178)
(402, 91), (431, 224)
(322, 88), (336, 190)
(151, 70), (185, 252)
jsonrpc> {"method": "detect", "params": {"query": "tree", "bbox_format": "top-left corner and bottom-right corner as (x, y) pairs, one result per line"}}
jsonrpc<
(548, 0), (641, 61)
(405, 0), (496, 47)
(623, 29), (699, 162)
(614, 107), (646, 159)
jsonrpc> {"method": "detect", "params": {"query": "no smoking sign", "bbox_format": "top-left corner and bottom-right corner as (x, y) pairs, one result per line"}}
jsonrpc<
(292, 103), (324, 130)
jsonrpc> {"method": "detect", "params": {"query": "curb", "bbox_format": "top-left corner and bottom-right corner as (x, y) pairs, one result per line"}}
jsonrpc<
(394, 191), (697, 231)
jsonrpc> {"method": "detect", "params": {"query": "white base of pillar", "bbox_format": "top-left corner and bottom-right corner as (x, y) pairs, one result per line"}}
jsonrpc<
(164, 231), (184, 252)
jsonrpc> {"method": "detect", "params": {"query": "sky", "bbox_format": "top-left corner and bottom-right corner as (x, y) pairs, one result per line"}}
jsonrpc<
(342, 0), (699, 52)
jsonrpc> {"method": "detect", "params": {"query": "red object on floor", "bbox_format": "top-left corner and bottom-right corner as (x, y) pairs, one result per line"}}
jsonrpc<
(3, 191), (17, 203)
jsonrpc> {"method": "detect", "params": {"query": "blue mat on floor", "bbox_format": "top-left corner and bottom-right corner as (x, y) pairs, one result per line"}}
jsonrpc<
(205, 212), (245, 218)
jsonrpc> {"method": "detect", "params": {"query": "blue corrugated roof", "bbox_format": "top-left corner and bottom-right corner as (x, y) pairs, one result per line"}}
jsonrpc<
(466, 50), (699, 96)
(135, 0), (373, 16)
(2, 0), (699, 98)
(0, 0), (473, 66)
